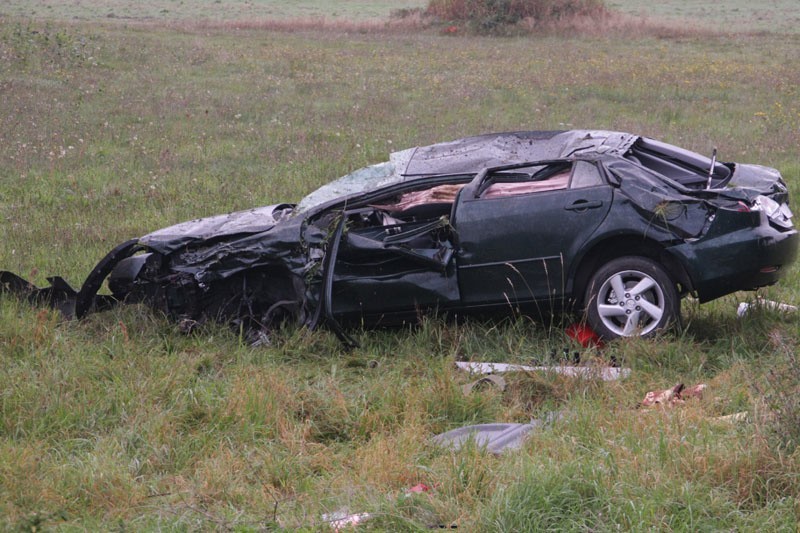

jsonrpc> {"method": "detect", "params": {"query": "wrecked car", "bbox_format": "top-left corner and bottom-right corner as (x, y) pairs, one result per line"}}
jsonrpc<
(2, 130), (797, 344)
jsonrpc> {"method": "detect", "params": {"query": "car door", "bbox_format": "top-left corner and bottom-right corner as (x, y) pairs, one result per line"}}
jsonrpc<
(454, 160), (612, 306)
(328, 180), (467, 323)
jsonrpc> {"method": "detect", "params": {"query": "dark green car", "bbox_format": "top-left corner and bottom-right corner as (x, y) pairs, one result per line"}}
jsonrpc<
(3, 130), (797, 343)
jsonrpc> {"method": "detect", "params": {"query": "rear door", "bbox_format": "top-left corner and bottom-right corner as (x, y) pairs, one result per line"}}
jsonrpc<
(454, 160), (612, 306)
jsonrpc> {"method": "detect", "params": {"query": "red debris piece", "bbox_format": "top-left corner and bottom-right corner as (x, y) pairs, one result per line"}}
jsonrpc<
(566, 323), (604, 349)
(406, 483), (431, 494)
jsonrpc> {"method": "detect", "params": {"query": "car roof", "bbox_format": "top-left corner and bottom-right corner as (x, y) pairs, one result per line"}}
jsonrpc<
(400, 130), (639, 176)
(296, 130), (640, 214)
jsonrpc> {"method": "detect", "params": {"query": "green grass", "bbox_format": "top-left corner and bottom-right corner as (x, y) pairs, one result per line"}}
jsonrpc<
(4, 0), (799, 35)
(2, 4), (800, 530)
(607, 0), (800, 34)
(0, 0), (428, 22)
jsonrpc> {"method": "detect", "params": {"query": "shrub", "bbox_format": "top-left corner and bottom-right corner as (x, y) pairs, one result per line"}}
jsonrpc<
(426, 0), (608, 33)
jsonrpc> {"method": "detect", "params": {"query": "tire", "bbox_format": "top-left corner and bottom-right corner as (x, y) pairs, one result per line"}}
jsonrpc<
(584, 256), (679, 339)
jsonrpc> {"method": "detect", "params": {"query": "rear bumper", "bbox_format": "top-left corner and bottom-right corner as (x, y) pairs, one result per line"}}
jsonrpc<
(668, 211), (798, 303)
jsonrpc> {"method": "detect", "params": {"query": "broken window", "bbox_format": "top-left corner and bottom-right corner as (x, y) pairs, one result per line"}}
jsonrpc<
(479, 162), (573, 198)
(569, 160), (605, 189)
(626, 137), (733, 190)
(368, 183), (465, 217)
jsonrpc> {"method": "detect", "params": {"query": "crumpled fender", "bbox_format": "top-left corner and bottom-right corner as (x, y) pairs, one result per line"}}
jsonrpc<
(74, 239), (142, 318)
(0, 238), (143, 319)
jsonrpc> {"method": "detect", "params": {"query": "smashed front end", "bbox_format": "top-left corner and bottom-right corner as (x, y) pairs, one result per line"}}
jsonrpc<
(1, 203), (316, 340)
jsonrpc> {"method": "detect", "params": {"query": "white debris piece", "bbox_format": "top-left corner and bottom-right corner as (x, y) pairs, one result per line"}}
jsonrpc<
(322, 510), (373, 531)
(455, 361), (630, 381)
(737, 298), (797, 318)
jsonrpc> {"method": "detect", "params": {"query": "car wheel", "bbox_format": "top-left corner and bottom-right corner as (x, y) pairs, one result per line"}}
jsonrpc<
(584, 256), (679, 339)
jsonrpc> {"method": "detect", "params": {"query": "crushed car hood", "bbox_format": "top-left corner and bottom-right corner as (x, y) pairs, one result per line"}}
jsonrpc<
(140, 203), (293, 254)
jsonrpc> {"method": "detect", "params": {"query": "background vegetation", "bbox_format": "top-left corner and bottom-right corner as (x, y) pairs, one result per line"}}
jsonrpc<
(1, 0), (800, 529)
(426, 0), (608, 33)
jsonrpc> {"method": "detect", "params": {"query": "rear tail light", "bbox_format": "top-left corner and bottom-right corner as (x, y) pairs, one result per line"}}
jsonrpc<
(751, 195), (794, 228)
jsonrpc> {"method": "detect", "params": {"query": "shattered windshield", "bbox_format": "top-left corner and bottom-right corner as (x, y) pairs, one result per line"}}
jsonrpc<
(295, 148), (415, 214)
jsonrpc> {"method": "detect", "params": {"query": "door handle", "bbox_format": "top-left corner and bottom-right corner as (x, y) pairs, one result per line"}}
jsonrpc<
(565, 200), (603, 211)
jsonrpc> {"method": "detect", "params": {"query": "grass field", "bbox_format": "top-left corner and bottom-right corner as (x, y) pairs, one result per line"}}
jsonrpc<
(2, 1), (800, 530)
(1, 0), (429, 23)
(3, 0), (800, 33)
(608, 0), (800, 34)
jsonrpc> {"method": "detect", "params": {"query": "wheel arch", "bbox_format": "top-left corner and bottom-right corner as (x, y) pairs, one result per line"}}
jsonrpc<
(570, 235), (694, 309)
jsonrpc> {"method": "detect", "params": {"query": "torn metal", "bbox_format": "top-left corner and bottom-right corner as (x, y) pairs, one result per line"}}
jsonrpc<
(2, 130), (797, 345)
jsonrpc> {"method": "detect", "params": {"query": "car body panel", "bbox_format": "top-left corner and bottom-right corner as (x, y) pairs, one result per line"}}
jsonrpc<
(455, 178), (613, 305)
(666, 209), (798, 302)
(140, 204), (294, 254)
(331, 213), (460, 319)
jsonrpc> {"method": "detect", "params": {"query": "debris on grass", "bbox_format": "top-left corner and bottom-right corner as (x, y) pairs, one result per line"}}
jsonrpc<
(737, 298), (797, 317)
(714, 411), (749, 424)
(321, 483), (437, 531)
(639, 383), (707, 408)
(565, 323), (604, 348)
(455, 361), (630, 381)
(322, 510), (373, 531)
(461, 374), (507, 395)
(403, 483), (431, 495)
(433, 413), (560, 454)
